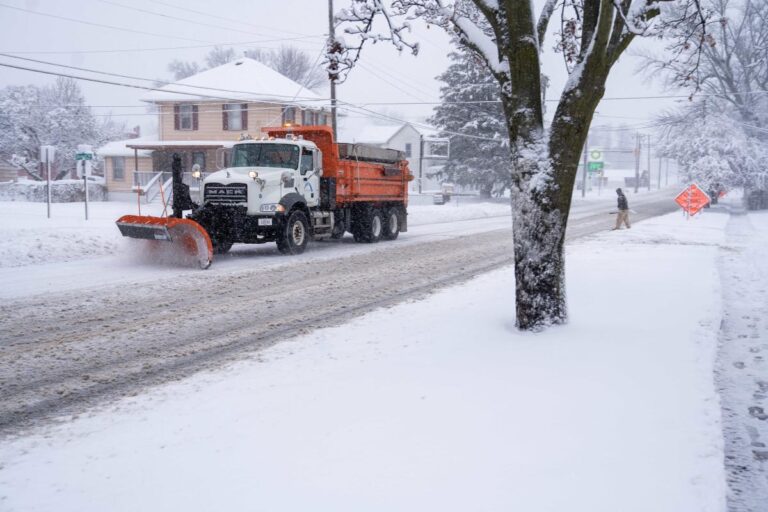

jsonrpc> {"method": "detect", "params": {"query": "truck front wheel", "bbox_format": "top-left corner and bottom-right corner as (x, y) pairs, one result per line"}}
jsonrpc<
(277, 210), (309, 255)
(212, 237), (233, 254)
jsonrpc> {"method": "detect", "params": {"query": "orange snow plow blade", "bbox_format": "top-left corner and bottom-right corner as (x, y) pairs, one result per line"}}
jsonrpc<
(116, 215), (213, 269)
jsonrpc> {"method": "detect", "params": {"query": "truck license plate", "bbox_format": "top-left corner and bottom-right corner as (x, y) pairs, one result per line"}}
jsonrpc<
(258, 218), (273, 226)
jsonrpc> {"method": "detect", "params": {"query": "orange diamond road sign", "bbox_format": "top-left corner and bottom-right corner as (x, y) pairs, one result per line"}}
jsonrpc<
(675, 184), (711, 216)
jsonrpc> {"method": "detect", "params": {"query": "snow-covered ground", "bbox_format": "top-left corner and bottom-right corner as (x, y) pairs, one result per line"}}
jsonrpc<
(0, 206), (732, 512)
(716, 208), (768, 510)
(0, 186), (669, 269)
(0, 186), (674, 300)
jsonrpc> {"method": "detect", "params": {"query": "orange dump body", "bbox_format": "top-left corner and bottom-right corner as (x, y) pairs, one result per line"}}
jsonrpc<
(264, 125), (412, 206)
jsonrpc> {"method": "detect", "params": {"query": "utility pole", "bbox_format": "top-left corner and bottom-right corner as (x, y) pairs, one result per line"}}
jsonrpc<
(634, 133), (640, 194)
(418, 135), (424, 195)
(646, 134), (651, 192)
(657, 153), (663, 190)
(581, 134), (588, 198)
(328, 0), (338, 141)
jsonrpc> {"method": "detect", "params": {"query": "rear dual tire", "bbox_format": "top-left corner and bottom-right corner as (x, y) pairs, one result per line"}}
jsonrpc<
(353, 209), (383, 243)
(382, 208), (400, 241)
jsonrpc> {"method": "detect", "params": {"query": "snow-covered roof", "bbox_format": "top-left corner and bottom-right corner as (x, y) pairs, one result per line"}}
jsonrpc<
(97, 138), (153, 157)
(141, 58), (328, 108)
(413, 124), (442, 138)
(338, 121), (442, 145)
(339, 124), (403, 144)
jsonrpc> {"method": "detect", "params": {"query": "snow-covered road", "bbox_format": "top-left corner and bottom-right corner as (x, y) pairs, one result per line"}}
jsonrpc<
(0, 189), (675, 300)
(0, 190), (678, 435)
(0, 198), (729, 512)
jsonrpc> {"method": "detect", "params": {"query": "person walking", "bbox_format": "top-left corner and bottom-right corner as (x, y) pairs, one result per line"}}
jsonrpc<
(613, 188), (631, 230)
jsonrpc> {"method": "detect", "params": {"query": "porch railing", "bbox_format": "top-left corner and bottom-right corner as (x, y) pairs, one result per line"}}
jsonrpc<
(132, 170), (211, 205)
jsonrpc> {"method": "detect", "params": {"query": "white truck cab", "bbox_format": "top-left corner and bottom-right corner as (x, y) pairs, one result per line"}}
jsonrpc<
(202, 137), (323, 215)
(189, 135), (331, 255)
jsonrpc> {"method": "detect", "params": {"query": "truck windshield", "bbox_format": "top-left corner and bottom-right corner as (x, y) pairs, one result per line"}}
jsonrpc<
(231, 143), (299, 169)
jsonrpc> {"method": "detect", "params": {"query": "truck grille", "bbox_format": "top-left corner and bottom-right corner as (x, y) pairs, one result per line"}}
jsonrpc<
(205, 183), (247, 204)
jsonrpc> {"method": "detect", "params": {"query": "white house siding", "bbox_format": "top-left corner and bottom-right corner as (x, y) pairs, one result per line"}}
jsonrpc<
(386, 125), (443, 193)
(104, 155), (153, 193)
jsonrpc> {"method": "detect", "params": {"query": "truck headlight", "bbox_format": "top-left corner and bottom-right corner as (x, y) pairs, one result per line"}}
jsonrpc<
(260, 203), (285, 213)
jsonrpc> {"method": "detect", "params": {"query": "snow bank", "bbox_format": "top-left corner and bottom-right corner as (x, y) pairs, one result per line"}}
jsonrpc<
(0, 210), (728, 512)
(0, 201), (162, 268)
(0, 200), (508, 268)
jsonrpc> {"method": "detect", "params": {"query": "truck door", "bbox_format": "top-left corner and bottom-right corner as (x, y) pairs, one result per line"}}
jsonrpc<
(300, 147), (320, 208)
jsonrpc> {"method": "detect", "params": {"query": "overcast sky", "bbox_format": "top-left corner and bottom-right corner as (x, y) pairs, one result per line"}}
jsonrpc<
(0, 0), (688, 138)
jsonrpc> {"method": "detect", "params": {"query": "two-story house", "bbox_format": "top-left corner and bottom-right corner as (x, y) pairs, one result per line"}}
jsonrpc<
(101, 57), (330, 199)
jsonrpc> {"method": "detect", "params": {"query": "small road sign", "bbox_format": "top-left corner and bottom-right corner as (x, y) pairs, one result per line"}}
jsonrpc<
(675, 184), (711, 216)
(587, 161), (604, 172)
(75, 153), (93, 160)
(589, 149), (603, 161)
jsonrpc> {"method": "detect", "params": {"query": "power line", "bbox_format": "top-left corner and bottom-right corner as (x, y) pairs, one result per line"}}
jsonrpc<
(0, 54), (330, 104)
(150, 0), (318, 39)
(5, 55), (766, 110)
(357, 61), (438, 101)
(95, 0), (325, 43)
(0, 55), (759, 143)
(733, 120), (768, 134)
(355, 62), (434, 104)
(0, 41), (324, 56)
(0, 57), (496, 142)
(0, 60), (326, 108)
(0, 2), (225, 45)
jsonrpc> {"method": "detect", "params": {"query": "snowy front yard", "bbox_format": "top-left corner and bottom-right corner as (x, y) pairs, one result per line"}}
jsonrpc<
(0, 209), (729, 512)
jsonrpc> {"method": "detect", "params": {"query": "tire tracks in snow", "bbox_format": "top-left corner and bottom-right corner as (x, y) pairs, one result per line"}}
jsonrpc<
(0, 192), (677, 436)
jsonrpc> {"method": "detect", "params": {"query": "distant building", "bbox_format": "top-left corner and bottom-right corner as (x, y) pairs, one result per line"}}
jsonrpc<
(338, 122), (448, 193)
(99, 57), (331, 200)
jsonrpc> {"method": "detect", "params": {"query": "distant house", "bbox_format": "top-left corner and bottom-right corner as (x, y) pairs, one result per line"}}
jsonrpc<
(98, 138), (153, 195)
(100, 57), (330, 199)
(339, 122), (448, 193)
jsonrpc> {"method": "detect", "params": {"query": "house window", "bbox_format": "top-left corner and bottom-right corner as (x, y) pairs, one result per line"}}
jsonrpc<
(223, 104), (247, 131)
(319, 113), (327, 125)
(192, 151), (206, 171)
(404, 143), (412, 158)
(178, 104), (194, 130)
(282, 106), (296, 125)
(112, 156), (125, 181)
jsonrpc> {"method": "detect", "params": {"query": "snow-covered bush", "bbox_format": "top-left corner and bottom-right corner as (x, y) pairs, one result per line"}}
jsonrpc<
(660, 114), (768, 191)
(0, 180), (107, 202)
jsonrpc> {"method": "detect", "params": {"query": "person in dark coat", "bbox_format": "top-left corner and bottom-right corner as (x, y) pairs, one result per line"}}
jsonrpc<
(613, 188), (630, 230)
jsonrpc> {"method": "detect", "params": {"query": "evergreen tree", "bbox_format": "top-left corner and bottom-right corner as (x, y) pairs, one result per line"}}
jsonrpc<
(429, 51), (510, 197)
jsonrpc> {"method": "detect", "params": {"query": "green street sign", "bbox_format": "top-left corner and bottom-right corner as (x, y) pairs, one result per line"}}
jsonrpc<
(588, 161), (604, 172)
(76, 153), (93, 160)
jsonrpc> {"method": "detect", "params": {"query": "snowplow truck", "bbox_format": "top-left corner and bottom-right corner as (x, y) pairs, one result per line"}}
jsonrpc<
(189, 125), (413, 256)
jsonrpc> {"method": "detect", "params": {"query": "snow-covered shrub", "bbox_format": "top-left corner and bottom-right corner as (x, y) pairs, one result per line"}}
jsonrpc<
(0, 180), (107, 202)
